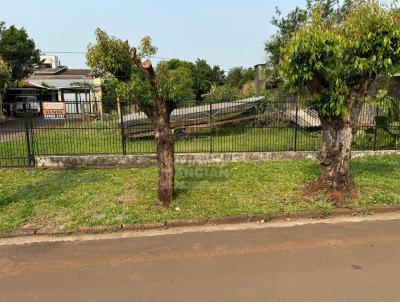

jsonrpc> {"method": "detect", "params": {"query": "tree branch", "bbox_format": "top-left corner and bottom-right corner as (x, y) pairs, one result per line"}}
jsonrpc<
(130, 46), (160, 102)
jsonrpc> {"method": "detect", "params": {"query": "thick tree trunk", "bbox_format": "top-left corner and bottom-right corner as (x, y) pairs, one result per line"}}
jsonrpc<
(154, 104), (175, 206)
(319, 117), (354, 203)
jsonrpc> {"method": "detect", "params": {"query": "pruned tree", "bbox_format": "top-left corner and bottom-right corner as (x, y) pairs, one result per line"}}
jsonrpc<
(280, 1), (400, 203)
(87, 29), (193, 206)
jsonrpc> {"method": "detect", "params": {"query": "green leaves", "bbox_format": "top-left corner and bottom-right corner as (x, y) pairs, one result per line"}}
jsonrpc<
(279, 1), (400, 118)
(0, 23), (41, 80)
(0, 58), (11, 93)
(87, 29), (133, 82)
(156, 62), (194, 105)
(137, 36), (158, 59)
(87, 30), (194, 109)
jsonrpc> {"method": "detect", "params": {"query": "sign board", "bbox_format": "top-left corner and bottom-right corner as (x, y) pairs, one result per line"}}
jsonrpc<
(42, 102), (66, 119)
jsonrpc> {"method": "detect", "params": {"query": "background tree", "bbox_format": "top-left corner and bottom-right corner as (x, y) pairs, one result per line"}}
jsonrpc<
(192, 59), (225, 101)
(225, 67), (254, 89)
(101, 77), (120, 113)
(0, 58), (11, 118)
(154, 58), (225, 102)
(0, 22), (41, 80)
(87, 29), (194, 205)
(205, 85), (241, 103)
(279, 1), (400, 203)
(211, 65), (225, 86)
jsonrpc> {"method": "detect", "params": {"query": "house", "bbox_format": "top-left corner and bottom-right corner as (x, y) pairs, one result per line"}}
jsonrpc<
(26, 55), (103, 115)
(4, 55), (104, 118)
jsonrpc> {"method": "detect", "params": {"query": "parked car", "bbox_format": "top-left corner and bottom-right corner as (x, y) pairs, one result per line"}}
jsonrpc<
(14, 96), (41, 117)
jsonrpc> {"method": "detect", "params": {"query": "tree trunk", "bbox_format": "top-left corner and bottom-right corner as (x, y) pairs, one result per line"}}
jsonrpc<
(154, 103), (175, 206)
(319, 116), (354, 203)
(350, 99), (363, 136)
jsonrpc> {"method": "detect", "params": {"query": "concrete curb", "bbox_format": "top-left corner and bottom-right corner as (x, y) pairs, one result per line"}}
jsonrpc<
(2, 204), (400, 240)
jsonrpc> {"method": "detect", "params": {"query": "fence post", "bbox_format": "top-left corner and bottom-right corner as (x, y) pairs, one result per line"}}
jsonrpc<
(373, 105), (379, 151)
(119, 100), (127, 155)
(24, 116), (35, 166)
(294, 95), (299, 151)
(209, 101), (213, 154)
(30, 118), (35, 165)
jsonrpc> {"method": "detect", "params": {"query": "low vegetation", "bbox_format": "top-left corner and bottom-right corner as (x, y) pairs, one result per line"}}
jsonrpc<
(1, 155), (399, 233)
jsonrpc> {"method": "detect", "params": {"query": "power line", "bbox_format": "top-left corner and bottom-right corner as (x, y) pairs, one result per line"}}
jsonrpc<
(41, 52), (257, 69)
(0, 49), (258, 70)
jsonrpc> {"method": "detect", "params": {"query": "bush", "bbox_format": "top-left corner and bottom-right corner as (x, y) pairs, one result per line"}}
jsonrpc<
(205, 85), (240, 103)
(205, 84), (272, 103)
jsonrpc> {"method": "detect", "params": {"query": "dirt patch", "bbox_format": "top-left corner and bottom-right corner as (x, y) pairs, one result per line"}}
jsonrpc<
(117, 194), (138, 204)
(301, 179), (360, 206)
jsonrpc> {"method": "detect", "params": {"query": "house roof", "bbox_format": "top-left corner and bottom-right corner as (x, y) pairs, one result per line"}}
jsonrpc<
(33, 66), (68, 75)
(23, 81), (48, 89)
(27, 79), (93, 89)
(29, 67), (92, 80)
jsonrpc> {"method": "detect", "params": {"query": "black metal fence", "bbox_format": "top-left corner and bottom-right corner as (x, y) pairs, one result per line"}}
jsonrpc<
(0, 96), (399, 167)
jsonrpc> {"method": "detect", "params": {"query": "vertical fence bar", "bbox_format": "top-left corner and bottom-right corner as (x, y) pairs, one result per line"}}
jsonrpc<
(209, 101), (213, 154)
(30, 118), (36, 166)
(24, 116), (34, 166)
(119, 100), (127, 155)
(294, 95), (299, 151)
(373, 104), (379, 151)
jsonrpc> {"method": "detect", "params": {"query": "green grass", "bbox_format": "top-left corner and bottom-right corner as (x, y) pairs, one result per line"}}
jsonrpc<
(1, 155), (400, 233)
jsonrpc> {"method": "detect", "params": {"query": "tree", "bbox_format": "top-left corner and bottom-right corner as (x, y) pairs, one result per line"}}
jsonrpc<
(192, 59), (225, 101)
(101, 77), (120, 113)
(279, 1), (400, 203)
(205, 85), (241, 103)
(226, 67), (254, 89)
(87, 29), (194, 206)
(265, 0), (359, 82)
(0, 58), (11, 117)
(211, 65), (225, 86)
(148, 58), (225, 102)
(0, 22), (41, 80)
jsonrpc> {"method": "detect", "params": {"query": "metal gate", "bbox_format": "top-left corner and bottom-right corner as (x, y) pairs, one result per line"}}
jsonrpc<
(0, 113), (35, 167)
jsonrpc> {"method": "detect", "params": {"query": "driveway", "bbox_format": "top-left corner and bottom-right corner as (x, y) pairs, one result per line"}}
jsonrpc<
(1, 217), (400, 301)
(0, 117), (66, 143)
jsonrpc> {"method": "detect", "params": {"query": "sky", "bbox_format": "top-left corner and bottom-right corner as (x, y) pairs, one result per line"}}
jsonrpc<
(0, 0), (311, 70)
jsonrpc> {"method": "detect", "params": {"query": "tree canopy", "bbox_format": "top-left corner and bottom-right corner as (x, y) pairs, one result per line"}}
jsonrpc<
(280, 1), (400, 118)
(0, 58), (11, 94)
(192, 59), (225, 100)
(87, 29), (194, 113)
(265, 0), (363, 83)
(225, 67), (254, 89)
(0, 22), (41, 80)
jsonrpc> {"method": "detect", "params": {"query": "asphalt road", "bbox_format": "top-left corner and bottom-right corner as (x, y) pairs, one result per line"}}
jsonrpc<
(1, 218), (400, 302)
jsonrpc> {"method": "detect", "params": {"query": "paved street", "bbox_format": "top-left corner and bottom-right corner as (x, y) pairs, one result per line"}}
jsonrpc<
(1, 217), (400, 302)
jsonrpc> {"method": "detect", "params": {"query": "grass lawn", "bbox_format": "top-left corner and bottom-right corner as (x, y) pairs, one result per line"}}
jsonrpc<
(1, 155), (399, 234)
